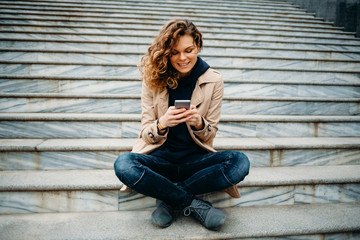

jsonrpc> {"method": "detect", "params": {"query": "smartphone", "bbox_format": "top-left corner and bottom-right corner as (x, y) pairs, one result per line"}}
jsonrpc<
(174, 100), (191, 110)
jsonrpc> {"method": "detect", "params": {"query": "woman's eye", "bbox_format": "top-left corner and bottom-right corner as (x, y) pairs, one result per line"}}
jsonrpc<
(186, 49), (193, 53)
(172, 52), (178, 55)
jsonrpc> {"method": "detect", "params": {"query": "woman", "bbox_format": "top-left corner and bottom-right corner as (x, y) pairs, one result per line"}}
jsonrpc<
(114, 19), (250, 231)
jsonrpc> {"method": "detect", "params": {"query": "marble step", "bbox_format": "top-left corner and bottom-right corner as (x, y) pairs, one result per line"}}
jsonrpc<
(0, 21), (349, 37)
(0, 165), (359, 214)
(0, 3), (315, 19)
(1, 63), (359, 84)
(2, 31), (359, 47)
(1, 113), (359, 138)
(1, 25), (358, 43)
(3, 46), (360, 61)
(0, 0), (301, 12)
(1, 93), (359, 115)
(76, 0), (299, 8)
(1, 77), (359, 97)
(2, 51), (359, 71)
(0, 12), (338, 31)
(2, 38), (359, 53)
(1, 33), (360, 49)
(0, 15), (341, 32)
(0, 203), (359, 240)
(1, 22), (354, 39)
(0, 0), (305, 13)
(1, 137), (359, 170)
(0, 6), (321, 23)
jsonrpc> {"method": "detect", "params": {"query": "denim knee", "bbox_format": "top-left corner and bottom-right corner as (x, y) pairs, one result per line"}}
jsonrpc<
(114, 152), (145, 188)
(222, 150), (250, 185)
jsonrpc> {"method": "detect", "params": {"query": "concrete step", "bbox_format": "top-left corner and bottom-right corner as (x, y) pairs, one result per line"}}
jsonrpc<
(0, 0), (306, 13)
(0, 16), (338, 34)
(1, 113), (359, 138)
(0, 13), (341, 32)
(1, 60), (360, 76)
(1, 27), (359, 45)
(0, 3), (315, 19)
(0, 5), (321, 22)
(2, 38), (360, 54)
(1, 203), (359, 239)
(1, 93), (359, 115)
(0, 17), (347, 34)
(1, 23), (355, 40)
(1, 64), (359, 83)
(0, 165), (359, 213)
(1, 76), (359, 97)
(0, 15), (343, 32)
(1, 62), (359, 83)
(68, 0), (299, 8)
(2, 51), (359, 71)
(0, 137), (359, 170)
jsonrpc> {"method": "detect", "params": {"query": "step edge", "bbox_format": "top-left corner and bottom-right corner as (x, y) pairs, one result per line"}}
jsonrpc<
(0, 165), (359, 191)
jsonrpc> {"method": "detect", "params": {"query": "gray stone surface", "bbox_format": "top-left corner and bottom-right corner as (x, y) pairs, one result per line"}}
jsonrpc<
(0, 203), (359, 239)
(1, 165), (359, 191)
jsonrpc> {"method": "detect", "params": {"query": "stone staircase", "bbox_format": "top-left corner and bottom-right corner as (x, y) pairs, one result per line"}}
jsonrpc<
(0, 0), (360, 239)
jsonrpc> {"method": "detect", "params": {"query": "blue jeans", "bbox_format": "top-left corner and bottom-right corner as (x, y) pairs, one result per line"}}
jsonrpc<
(114, 150), (250, 208)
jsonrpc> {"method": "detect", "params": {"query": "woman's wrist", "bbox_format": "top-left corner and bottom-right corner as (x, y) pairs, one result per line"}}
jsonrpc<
(157, 118), (167, 134)
(194, 117), (204, 130)
(158, 118), (167, 129)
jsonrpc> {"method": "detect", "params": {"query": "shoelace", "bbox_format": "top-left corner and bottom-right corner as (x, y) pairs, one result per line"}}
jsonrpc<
(183, 200), (211, 221)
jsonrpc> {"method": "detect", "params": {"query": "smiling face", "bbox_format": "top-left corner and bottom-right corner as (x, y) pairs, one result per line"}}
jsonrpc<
(170, 34), (198, 78)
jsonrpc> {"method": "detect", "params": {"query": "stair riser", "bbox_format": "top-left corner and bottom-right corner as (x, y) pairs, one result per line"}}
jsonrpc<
(0, 17), (336, 31)
(0, 1), (306, 14)
(2, 40), (360, 54)
(1, 98), (358, 115)
(3, 47), (360, 61)
(1, 149), (359, 170)
(0, 1), (302, 12)
(0, 9), (319, 24)
(1, 121), (359, 138)
(2, 32), (359, 45)
(1, 80), (359, 98)
(0, 22), (346, 35)
(2, 52), (360, 70)
(1, 64), (359, 82)
(0, 183), (358, 214)
(0, 26), (350, 39)
(0, 6), (314, 20)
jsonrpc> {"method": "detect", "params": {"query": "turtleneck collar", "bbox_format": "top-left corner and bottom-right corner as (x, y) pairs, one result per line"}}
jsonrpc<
(177, 57), (210, 88)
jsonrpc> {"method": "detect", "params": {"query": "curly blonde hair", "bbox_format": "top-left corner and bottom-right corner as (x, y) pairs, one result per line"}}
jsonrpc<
(138, 19), (203, 90)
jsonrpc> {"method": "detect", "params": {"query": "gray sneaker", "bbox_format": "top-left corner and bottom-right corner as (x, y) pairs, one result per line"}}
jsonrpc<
(183, 199), (226, 231)
(151, 199), (174, 228)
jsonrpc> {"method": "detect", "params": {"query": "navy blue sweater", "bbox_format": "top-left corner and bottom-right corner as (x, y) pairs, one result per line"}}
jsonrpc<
(150, 57), (210, 163)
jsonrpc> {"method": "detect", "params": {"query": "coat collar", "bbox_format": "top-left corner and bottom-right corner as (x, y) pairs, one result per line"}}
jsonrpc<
(191, 68), (216, 107)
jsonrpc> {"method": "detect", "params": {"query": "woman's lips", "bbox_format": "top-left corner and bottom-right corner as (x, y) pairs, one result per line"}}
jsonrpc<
(177, 62), (190, 68)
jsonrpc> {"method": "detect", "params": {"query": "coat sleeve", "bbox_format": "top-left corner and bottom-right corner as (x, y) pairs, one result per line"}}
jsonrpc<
(191, 73), (223, 143)
(139, 82), (168, 144)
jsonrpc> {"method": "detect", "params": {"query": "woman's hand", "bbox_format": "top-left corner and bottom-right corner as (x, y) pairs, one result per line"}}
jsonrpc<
(159, 106), (191, 128)
(185, 105), (204, 130)
(159, 105), (203, 130)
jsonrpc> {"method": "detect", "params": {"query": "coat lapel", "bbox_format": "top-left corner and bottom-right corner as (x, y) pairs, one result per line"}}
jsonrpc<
(157, 88), (169, 117)
(191, 80), (204, 107)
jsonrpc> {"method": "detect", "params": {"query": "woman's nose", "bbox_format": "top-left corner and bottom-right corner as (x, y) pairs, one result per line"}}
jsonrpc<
(179, 52), (186, 60)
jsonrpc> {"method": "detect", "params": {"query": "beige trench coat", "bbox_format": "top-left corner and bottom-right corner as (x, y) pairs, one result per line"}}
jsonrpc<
(124, 68), (241, 198)
(131, 68), (223, 154)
